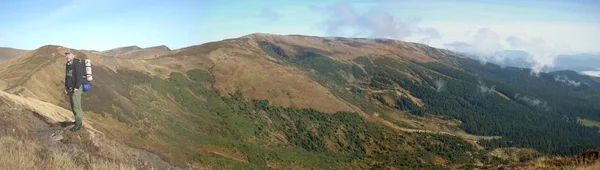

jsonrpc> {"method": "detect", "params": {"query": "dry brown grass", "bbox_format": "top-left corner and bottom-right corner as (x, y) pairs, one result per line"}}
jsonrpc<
(0, 136), (42, 169)
(46, 152), (83, 170)
(0, 47), (27, 63)
(245, 33), (439, 62)
(208, 44), (357, 113)
(571, 161), (600, 170)
(0, 136), (136, 170)
(0, 79), (7, 90)
(493, 152), (600, 170)
(490, 147), (539, 162)
(90, 160), (137, 170)
(111, 45), (170, 59)
(101, 46), (141, 56)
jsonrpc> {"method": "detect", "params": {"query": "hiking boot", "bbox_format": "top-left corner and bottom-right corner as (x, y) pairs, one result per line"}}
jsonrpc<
(70, 124), (82, 131)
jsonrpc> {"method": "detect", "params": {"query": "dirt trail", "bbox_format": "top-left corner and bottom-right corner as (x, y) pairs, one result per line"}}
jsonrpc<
(372, 115), (454, 135)
(372, 115), (500, 149)
(341, 86), (499, 149)
(211, 151), (248, 163)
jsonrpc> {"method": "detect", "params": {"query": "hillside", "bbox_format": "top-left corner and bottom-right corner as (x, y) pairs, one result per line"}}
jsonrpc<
(101, 46), (142, 56)
(0, 47), (27, 63)
(0, 88), (177, 169)
(492, 149), (599, 169)
(0, 34), (598, 169)
(101, 45), (171, 59)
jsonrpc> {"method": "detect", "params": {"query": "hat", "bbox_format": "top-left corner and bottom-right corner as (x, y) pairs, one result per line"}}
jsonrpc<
(64, 49), (72, 55)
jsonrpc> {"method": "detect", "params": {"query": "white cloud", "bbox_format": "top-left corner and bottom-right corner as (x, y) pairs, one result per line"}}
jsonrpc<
(423, 21), (600, 54)
(445, 28), (503, 59)
(554, 75), (581, 87)
(313, 3), (440, 41)
(514, 94), (546, 107)
(506, 36), (558, 73)
(442, 27), (561, 73)
(581, 71), (600, 77)
(478, 80), (496, 93)
(434, 79), (445, 92)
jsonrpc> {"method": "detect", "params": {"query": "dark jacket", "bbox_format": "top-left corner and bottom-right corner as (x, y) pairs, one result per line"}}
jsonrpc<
(65, 58), (84, 90)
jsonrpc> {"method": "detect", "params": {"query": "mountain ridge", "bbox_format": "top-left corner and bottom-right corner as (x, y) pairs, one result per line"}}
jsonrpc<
(0, 33), (598, 169)
(0, 47), (28, 63)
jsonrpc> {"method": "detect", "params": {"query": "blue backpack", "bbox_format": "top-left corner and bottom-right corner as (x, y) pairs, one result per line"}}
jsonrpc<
(82, 82), (92, 92)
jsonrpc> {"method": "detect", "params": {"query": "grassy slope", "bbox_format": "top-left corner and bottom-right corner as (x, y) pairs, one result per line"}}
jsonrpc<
(3, 36), (599, 169)
(0, 94), (164, 170)
(0, 136), (137, 170)
(0, 47), (27, 63)
(98, 68), (491, 169)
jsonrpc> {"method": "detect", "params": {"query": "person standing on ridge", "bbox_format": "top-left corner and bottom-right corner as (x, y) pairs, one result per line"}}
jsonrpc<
(64, 49), (84, 131)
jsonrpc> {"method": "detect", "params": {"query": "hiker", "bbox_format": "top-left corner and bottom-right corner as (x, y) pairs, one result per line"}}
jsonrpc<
(64, 49), (84, 131)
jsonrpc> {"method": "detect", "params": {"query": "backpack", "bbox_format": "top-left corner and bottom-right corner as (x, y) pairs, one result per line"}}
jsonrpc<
(82, 59), (93, 92)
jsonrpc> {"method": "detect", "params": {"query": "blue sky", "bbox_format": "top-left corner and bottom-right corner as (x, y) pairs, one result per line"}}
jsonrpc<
(0, 0), (598, 56)
(0, 0), (207, 51)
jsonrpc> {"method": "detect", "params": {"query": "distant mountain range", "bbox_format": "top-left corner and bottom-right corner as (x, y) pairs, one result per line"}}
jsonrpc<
(463, 50), (600, 76)
(0, 47), (27, 63)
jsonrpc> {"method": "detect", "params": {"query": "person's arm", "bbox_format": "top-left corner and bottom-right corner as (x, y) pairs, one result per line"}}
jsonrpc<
(64, 64), (69, 93)
(73, 60), (83, 90)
